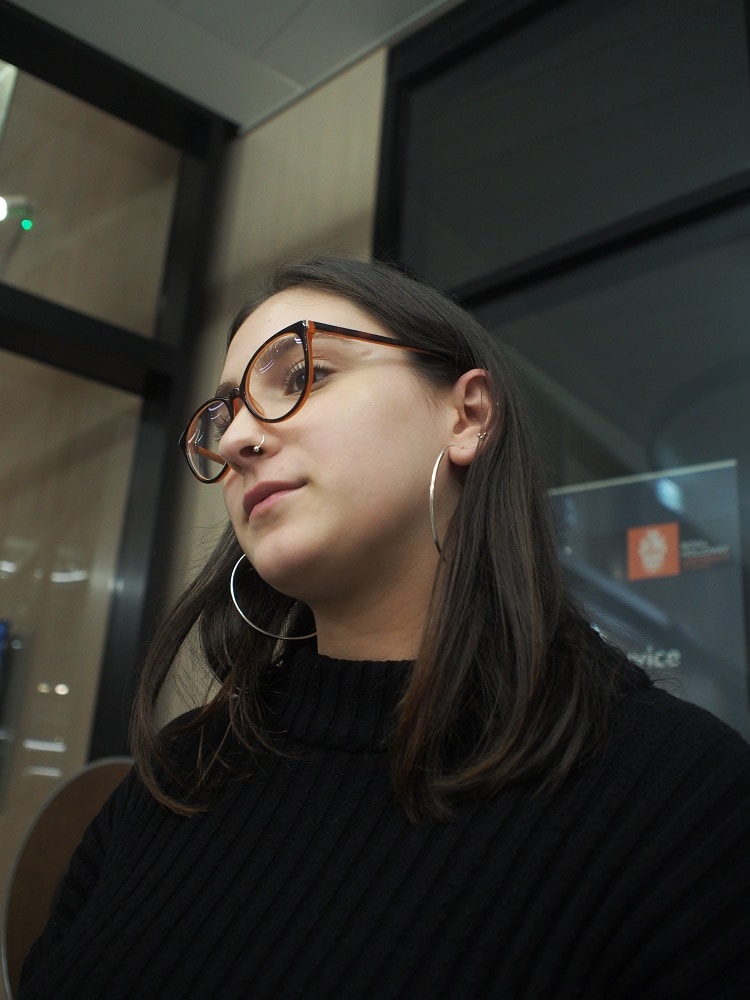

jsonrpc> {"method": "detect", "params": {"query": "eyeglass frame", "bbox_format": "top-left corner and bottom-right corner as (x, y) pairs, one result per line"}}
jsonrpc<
(178, 318), (455, 483)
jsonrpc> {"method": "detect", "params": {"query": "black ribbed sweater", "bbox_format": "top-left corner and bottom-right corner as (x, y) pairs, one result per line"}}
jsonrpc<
(20, 650), (750, 999)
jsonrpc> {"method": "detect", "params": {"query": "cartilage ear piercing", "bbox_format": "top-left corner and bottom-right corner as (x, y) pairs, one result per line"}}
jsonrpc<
(253, 434), (265, 454)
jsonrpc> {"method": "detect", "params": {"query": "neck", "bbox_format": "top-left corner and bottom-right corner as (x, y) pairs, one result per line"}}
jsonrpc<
(313, 608), (425, 661)
(286, 531), (441, 661)
(309, 570), (434, 662)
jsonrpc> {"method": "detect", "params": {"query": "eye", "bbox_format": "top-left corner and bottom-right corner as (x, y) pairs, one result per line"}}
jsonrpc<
(283, 360), (334, 396)
(206, 400), (232, 438)
(212, 413), (232, 438)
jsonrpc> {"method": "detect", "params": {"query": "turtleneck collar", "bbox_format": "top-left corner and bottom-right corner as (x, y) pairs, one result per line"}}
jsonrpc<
(263, 644), (412, 752)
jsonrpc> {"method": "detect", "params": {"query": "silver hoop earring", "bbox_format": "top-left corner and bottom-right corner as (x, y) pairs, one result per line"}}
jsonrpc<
(429, 447), (450, 555)
(253, 434), (265, 454)
(229, 554), (316, 640)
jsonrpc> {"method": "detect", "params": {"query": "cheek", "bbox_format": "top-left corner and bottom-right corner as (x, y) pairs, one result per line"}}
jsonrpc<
(337, 378), (443, 449)
(324, 428), (436, 519)
(341, 397), (444, 484)
(222, 474), (245, 522)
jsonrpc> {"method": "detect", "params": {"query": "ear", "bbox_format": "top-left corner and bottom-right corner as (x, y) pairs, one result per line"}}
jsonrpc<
(445, 368), (492, 468)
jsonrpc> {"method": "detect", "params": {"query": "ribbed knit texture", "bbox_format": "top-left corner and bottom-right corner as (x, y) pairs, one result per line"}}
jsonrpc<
(20, 649), (750, 999)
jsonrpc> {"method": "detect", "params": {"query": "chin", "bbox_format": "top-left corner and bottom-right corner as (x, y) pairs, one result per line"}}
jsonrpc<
(251, 546), (321, 602)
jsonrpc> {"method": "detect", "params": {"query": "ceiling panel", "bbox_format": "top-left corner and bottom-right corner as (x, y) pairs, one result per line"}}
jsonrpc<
(168, 0), (310, 59)
(10, 0), (466, 130)
(256, 0), (462, 86)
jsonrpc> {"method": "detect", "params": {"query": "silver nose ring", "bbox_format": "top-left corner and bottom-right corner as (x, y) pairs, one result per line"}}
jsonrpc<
(253, 434), (265, 454)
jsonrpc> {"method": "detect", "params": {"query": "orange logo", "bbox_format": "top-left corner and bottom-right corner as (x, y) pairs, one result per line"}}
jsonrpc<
(627, 523), (680, 581)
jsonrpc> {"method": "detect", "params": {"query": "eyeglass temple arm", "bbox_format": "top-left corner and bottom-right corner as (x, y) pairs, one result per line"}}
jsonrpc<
(192, 444), (224, 463)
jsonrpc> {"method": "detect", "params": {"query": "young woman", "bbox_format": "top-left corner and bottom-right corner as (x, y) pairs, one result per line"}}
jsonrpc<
(21, 256), (750, 999)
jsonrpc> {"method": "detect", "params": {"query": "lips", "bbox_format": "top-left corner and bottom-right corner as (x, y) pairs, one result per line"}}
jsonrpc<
(242, 481), (302, 519)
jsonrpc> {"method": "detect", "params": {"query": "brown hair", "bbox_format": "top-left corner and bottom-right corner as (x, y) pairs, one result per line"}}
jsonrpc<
(130, 254), (642, 820)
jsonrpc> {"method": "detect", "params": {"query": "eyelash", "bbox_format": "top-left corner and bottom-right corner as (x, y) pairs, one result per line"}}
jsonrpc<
(207, 358), (338, 442)
(211, 412), (232, 439)
(283, 360), (335, 395)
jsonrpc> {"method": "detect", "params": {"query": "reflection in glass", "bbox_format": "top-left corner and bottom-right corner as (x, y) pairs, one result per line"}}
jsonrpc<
(0, 64), (179, 335)
(0, 60), (17, 141)
(474, 203), (750, 741)
(0, 349), (140, 959)
(401, 0), (750, 289)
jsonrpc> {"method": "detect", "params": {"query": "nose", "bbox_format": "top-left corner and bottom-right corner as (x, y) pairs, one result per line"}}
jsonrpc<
(217, 398), (267, 470)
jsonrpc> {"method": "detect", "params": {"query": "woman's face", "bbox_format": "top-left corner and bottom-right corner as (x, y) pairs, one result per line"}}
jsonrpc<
(216, 288), (462, 611)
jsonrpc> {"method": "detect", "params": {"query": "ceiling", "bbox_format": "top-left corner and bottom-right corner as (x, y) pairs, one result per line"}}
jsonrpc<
(10, 0), (465, 132)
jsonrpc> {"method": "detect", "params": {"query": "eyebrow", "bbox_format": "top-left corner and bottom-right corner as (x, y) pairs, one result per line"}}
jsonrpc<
(256, 335), (299, 374)
(213, 379), (236, 400)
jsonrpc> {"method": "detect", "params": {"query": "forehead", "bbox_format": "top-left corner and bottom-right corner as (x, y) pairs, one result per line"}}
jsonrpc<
(221, 289), (391, 379)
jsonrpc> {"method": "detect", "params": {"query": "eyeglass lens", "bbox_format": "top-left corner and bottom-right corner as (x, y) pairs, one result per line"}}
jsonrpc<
(185, 330), (401, 480)
(247, 331), (309, 420)
(185, 399), (232, 481)
(185, 332), (309, 479)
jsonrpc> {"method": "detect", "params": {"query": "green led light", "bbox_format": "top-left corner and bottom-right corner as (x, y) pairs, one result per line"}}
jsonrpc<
(21, 218), (33, 231)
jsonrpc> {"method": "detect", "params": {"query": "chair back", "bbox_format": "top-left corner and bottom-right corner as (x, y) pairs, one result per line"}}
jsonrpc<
(2, 757), (132, 998)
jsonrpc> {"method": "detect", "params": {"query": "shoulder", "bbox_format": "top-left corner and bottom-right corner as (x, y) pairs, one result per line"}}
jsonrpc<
(597, 688), (750, 991)
(582, 631), (750, 782)
(614, 680), (749, 766)
(588, 681), (750, 847)
(158, 704), (233, 764)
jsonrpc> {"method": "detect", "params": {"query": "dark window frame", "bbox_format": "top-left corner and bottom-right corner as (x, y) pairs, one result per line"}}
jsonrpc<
(0, 0), (237, 757)
(374, 0), (750, 308)
(374, 0), (750, 713)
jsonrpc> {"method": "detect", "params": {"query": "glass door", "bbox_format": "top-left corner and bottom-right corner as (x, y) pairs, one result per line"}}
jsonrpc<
(0, 350), (141, 991)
